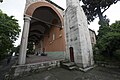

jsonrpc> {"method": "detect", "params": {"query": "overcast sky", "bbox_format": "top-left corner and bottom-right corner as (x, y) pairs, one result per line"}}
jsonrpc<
(0, 0), (120, 46)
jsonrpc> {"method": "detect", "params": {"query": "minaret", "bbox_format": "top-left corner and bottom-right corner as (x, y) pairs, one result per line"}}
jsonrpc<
(64, 0), (94, 69)
(66, 0), (80, 6)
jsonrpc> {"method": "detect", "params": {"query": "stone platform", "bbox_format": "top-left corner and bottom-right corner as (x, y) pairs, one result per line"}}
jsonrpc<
(26, 55), (58, 64)
(6, 55), (64, 80)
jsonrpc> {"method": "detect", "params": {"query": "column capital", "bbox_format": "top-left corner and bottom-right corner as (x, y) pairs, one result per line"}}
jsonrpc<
(24, 15), (31, 21)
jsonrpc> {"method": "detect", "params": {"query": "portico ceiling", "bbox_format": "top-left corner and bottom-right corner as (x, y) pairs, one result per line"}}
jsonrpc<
(28, 6), (62, 43)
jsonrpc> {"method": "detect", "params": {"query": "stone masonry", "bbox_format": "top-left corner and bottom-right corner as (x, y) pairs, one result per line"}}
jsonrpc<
(64, 0), (94, 68)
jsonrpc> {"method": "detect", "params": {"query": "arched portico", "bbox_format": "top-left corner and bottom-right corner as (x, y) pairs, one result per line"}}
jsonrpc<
(26, 2), (63, 26)
(18, 1), (65, 65)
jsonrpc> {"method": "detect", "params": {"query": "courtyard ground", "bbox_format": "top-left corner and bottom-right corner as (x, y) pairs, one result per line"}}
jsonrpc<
(16, 67), (120, 80)
(0, 56), (120, 80)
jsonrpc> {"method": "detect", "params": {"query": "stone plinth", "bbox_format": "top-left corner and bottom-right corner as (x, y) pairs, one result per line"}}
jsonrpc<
(6, 60), (62, 79)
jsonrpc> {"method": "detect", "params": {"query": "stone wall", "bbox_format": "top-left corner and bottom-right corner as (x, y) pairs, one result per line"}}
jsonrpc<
(46, 52), (65, 59)
(6, 60), (62, 80)
(89, 29), (96, 47)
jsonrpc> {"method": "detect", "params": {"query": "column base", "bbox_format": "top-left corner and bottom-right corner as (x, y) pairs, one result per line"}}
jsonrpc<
(78, 65), (96, 72)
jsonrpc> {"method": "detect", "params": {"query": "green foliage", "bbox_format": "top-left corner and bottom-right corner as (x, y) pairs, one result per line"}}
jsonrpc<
(0, 10), (20, 59)
(11, 45), (20, 54)
(95, 21), (120, 61)
(114, 49), (120, 60)
(81, 0), (119, 25)
(94, 53), (105, 61)
(0, 0), (3, 3)
(27, 42), (34, 54)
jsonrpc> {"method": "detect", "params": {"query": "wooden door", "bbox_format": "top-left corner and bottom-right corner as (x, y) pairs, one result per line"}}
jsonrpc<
(69, 47), (74, 62)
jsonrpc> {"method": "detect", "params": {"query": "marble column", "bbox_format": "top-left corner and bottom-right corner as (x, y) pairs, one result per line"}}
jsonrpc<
(18, 16), (31, 65)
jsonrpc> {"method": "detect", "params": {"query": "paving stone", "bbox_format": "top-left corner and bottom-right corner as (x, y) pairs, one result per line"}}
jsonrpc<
(16, 67), (120, 80)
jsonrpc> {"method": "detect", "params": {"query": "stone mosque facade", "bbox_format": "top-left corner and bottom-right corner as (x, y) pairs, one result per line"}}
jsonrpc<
(18, 0), (95, 69)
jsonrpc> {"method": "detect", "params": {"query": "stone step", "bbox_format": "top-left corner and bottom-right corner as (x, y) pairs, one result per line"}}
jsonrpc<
(60, 61), (77, 70)
(69, 66), (77, 70)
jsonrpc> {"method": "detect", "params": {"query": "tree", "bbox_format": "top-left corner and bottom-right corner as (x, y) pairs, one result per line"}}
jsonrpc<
(11, 45), (20, 55)
(0, 10), (20, 59)
(96, 21), (120, 61)
(27, 42), (34, 54)
(0, 0), (3, 3)
(81, 0), (119, 26)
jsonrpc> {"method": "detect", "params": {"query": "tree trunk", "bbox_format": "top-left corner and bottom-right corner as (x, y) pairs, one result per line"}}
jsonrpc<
(97, 7), (103, 21)
(97, 6), (105, 26)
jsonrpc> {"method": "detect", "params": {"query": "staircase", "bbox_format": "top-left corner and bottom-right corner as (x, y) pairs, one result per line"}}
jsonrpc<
(60, 61), (77, 70)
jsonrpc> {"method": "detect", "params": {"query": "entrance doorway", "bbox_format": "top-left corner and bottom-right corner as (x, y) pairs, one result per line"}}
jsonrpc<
(69, 47), (74, 62)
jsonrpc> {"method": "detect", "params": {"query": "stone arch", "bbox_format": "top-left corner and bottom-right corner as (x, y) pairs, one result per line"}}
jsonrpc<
(25, 1), (63, 26)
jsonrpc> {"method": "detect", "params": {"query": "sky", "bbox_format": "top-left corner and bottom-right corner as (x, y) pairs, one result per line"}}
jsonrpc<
(0, 0), (120, 46)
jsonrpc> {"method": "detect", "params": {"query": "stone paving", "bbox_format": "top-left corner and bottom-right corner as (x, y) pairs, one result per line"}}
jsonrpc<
(1, 56), (120, 80)
(16, 67), (120, 80)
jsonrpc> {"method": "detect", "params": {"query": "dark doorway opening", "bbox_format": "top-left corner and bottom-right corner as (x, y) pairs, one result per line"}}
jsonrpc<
(69, 47), (74, 62)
